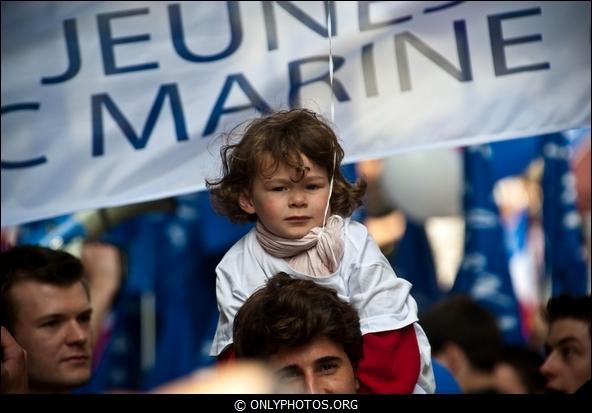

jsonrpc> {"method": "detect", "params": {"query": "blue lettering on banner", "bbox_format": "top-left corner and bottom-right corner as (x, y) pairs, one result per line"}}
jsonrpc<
(288, 55), (350, 108)
(263, 1), (336, 51)
(395, 20), (472, 92)
(170, 2), (243, 62)
(91, 84), (188, 156)
(40, 19), (81, 84)
(361, 43), (378, 97)
(97, 8), (159, 75)
(359, 1), (413, 30)
(1, 103), (47, 169)
(488, 8), (550, 76)
(204, 74), (272, 136)
(2, 3), (557, 169)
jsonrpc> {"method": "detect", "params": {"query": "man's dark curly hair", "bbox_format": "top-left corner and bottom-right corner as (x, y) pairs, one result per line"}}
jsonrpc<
(546, 294), (591, 336)
(233, 272), (363, 369)
(206, 108), (366, 223)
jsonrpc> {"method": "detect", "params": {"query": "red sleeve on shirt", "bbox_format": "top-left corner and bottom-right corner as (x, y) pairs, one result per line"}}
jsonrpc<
(357, 326), (421, 394)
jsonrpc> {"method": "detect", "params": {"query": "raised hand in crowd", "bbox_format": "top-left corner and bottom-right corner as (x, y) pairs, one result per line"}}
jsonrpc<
(1, 326), (28, 394)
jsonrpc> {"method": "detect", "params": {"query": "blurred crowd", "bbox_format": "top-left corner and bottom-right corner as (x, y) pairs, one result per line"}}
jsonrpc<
(2, 131), (591, 395)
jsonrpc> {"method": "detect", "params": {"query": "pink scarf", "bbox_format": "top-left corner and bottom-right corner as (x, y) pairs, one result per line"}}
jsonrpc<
(256, 215), (345, 277)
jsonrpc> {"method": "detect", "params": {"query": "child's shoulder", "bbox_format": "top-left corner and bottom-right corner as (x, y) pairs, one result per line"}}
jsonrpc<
(343, 218), (386, 261)
(218, 228), (256, 262)
(344, 217), (370, 239)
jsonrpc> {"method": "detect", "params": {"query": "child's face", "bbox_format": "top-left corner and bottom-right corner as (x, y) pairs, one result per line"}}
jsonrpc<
(239, 154), (331, 239)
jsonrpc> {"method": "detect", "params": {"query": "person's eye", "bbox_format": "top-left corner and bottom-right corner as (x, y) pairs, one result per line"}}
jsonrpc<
(41, 320), (59, 328)
(78, 314), (91, 324)
(560, 346), (576, 361)
(271, 186), (286, 192)
(278, 370), (301, 381)
(306, 184), (321, 190)
(317, 362), (338, 374)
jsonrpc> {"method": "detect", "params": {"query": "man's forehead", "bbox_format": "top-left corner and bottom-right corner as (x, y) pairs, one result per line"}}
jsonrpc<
(548, 318), (590, 344)
(270, 336), (348, 367)
(11, 280), (90, 318)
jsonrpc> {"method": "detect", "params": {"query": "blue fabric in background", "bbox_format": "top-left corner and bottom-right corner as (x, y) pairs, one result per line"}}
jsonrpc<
(489, 135), (541, 182)
(17, 214), (73, 246)
(389, 219), (442, 316)
(541, 133), (589, 296)
(74, 191), (252, 392)
(452, 145), (525, 345)
(432, 358), (462, 394)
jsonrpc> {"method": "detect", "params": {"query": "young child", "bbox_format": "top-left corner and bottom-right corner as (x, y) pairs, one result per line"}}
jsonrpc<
(206, 108), (434, 393)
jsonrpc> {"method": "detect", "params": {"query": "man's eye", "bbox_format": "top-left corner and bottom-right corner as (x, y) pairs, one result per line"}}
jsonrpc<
(41, 320), (59, 328)
(78, 314), (91, 324)
(318, 362), (338, 374)
(278, 370), (301, 380)
(560, 347), (575, 360)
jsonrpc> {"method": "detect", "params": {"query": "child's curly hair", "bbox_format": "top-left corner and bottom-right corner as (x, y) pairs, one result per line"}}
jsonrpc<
(206, 108), (366, 223)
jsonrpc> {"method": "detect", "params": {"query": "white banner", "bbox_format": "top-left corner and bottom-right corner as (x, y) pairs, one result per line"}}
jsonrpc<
(2, 1), (590, 227)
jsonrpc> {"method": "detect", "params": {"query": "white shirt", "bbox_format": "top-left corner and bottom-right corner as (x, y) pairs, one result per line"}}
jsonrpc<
(210, 218), (435, 393)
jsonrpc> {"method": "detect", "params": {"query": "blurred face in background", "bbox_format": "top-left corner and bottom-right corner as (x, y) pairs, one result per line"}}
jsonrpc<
(10, 280), (93, 393)
(540, 318), (591, 394)
(494, 363), (527, 394)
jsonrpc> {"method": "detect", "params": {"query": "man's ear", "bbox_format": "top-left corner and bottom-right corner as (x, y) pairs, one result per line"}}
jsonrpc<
(239, 192), (256, 214)
(438, 341), (467, 377)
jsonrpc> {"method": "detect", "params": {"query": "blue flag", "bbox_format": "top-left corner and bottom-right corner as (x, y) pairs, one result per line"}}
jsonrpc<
(489, 135), (541, 182)
(389, 219), (442, 315)
(542, 133), (589, 296)
(452, 145), (525, 345)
